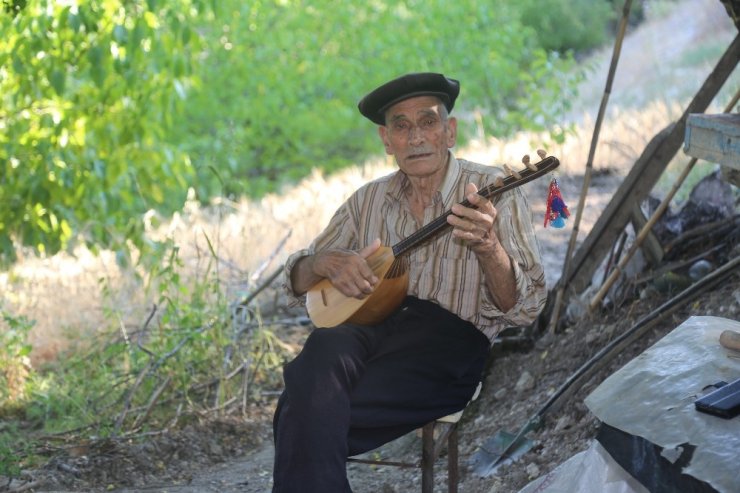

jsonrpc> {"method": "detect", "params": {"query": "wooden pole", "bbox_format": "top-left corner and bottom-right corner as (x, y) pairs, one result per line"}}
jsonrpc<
(546, 0), (634, 334)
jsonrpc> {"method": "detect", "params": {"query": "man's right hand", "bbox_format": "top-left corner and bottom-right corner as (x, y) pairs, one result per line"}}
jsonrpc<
(291, 239), (382, 299)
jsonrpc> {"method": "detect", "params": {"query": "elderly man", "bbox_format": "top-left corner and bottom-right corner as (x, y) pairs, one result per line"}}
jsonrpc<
(272, 72), (546, 492)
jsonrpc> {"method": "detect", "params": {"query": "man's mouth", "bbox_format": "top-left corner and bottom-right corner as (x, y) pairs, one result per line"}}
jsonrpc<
(407, 152), (432, 160)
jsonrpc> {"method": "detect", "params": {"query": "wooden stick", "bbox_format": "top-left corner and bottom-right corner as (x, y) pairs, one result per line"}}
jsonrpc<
(132, 376), (171, 430)
(237, 265), (284, 309)
(633, 242), (727, 285)
(546, 0), (634, 334)
(114, 361), (153, 435)
(250, 230), (292, 282)
(602, 231), (628, 286)
(663, 214), (739, 253)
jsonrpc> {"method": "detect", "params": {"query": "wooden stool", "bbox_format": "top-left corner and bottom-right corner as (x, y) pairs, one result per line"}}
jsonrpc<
(349, 383), (482, 493)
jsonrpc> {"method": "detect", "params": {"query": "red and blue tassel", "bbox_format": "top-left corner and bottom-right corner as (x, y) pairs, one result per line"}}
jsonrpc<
(544, 178), (570, 228)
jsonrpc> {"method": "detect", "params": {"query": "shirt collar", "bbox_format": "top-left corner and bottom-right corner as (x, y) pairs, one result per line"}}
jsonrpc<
(438, 151), (461, 207)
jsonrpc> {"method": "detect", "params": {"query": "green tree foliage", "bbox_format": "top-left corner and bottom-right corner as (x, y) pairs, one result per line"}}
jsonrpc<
(517, 0), (613, 54)
(0, 0), (616, 263)
(0, 0), (209, 262)
(178, 0), (591, 199)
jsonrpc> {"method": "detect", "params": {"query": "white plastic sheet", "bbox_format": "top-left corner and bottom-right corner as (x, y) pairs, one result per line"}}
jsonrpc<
(517, 440), (648, 493)
(585, 316), (740, 493)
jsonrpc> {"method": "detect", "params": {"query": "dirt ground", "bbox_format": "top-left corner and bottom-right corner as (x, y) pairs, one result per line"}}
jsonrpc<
(7, 1), (739, 492)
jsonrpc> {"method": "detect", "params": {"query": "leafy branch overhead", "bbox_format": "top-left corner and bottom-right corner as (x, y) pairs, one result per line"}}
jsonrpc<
(0, 0), (207, 262)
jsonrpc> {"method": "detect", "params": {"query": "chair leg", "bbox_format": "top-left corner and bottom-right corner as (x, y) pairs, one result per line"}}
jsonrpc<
(447, 425), (459, 493)
(421, 422), (435, 493)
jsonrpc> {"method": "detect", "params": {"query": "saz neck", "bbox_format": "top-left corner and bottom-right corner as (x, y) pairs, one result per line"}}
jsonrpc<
(391, 156), (560, 258)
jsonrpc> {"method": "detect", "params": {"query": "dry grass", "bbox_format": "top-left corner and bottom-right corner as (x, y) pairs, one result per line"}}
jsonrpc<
(2, 0), (737, 367)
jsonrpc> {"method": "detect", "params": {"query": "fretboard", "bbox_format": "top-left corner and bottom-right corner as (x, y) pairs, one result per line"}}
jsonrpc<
(391, 156), (560, 257)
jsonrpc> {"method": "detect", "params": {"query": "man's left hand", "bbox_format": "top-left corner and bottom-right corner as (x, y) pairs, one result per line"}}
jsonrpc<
(447, 183), (500, 255)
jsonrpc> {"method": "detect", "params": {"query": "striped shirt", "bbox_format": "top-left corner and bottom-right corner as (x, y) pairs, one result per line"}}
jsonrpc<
(283, 153), (547, 342)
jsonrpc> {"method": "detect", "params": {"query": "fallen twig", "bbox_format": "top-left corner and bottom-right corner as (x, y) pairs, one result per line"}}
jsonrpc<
(237, 265), (284, 310)
(114, 361), (154, 435)
(234, 315), (311, 338)
(251, 230), (292, 283)
(132, 375), (171, 431)
(190, 360), (249, 393)
(205, 395), (238, 414)
(663, 214), (739, 254)
(136, 304), (158, 357)
(241, 356), (252, 416)
(633, 242), (727, 285)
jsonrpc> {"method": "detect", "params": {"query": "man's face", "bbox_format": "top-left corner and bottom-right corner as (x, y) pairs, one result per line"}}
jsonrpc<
(378, 96), (457, 179)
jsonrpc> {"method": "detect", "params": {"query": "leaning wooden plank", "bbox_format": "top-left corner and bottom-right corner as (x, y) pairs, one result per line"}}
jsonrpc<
(548, 33), (740, 319)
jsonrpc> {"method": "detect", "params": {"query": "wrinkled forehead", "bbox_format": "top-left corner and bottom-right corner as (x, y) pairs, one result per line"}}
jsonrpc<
(384, 95), (447, 122)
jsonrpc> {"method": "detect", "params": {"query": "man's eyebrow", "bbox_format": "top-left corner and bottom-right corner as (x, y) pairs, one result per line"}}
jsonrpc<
(388, 109), (439, 122)
(388, 114), (409, 123)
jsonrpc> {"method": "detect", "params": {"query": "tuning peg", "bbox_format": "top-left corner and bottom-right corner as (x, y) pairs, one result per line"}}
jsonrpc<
(537, 149), (547, 159)
(494, 176), (504, 187)
(522, 154), (537, 171)
(503, 163), (522, 180)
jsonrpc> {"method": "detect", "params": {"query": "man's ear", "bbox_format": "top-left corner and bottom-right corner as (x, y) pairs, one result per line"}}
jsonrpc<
(446, 116), (458, 148)
(378, 126), (393, 155)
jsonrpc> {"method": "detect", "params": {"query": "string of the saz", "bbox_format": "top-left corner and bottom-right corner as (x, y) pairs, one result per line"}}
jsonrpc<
(390, 156), (560, 259)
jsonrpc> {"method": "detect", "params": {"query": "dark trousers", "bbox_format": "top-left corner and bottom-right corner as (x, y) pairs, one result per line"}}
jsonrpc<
(272, 297), (491, 493)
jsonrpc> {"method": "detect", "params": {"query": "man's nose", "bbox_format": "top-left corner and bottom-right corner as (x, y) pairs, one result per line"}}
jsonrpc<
(408, 126), (424, 144)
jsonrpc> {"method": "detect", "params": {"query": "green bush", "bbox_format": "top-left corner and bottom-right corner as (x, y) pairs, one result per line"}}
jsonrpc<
(14, 241), (290, 437)
(0, 237), (290, 479)
(0, 310), (34, 406)
(517, 0), (614, 54)
(178, 0), (590, 199)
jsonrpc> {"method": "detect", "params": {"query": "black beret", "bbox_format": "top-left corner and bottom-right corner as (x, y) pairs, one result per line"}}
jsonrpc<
(357, 72), (460, 125)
